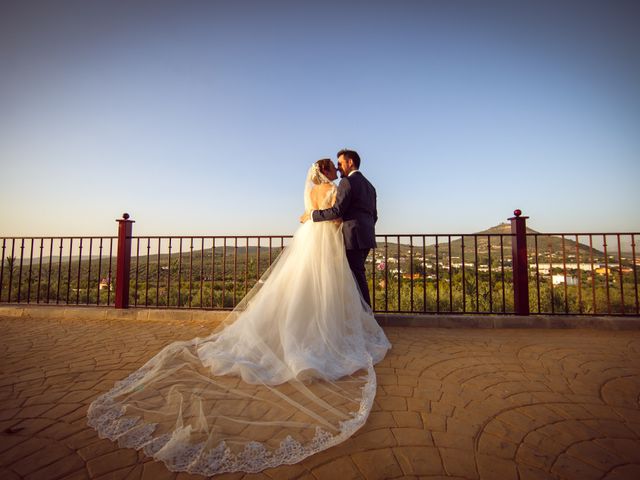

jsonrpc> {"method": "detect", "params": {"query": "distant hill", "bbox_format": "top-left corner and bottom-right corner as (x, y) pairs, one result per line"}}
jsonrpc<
(377, 223), (606, 261)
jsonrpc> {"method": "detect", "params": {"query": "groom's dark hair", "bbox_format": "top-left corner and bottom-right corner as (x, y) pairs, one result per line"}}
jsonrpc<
(337, 149), (361, 169)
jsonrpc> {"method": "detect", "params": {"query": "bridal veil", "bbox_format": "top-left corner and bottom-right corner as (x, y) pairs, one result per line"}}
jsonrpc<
(87, 164), (390, 475)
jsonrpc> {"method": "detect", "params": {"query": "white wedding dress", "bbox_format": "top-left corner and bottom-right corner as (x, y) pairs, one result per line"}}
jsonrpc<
(87, 165), (391, 475)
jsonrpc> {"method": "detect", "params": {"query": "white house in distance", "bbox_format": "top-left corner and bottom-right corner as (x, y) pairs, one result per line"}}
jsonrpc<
(530, 263), (599, 275)
(551, 274), (578, 285)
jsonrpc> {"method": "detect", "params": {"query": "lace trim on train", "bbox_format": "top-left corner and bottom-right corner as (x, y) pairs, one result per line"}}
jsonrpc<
(87, 364), (377, 475)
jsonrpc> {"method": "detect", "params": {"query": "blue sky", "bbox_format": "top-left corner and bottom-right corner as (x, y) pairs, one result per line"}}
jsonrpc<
(1, 0), (639, 237)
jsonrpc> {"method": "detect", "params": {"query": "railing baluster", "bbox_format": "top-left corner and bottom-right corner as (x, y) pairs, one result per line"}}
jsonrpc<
(134, 238), (140, 307)
(145, 238), (151, 307)
(531, 235), (538, 313)
(0, 238), (5, 302)
(589, 235), (596, 313)
(37, 238), (44, 304)
(474, 235), (479, 313)
(422, 236), (426, 313)
(603, 234), (610, 314)
(632, 234), (638, 315)
(27, 239), (34, 303)
(7, 239), (16, 302)
(211, 237), (216, 308)
(243, 237), (248, 297)
(371, 242), (376, 312)
(47, 239), (53, 303)
(396, 236), (400, 312)
(384, 236), (389, 312)
(548, 237), (554, 314)
(86, 239), (92, 305)
(200, 238), (205, 307)
(575, 235), (582, 314)
(64, 238), (72, 303)
(189, 238), (194, 308)
(167, 238), (172, 308)
(448, 235), (453, 312)
(233, 237), (237, 307)
(17, 239), (25, 303)
(107, 238), (114, 305)
(157, 238), (162, 307)
(461, 235), (465, 313)
(221, 239), (226, 308)
(561, 235), (568, 313)
(617, 234), (624, 314)
(435, 235), (440, 313)
(487, 235), (493, 313)
(256, 237), (261, 281)
(500, 235), (505, 313)
(178, 238), (183, 308)
(409, 236), (414, 312)
(97, 239), (103, 306)
(56, 238), (62, 304)
(75, 239), (82, 304)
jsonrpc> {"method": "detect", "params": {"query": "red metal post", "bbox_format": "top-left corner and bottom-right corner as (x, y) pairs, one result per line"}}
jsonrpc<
(115, 213), (134, 309)
(509, 209), (530, 315)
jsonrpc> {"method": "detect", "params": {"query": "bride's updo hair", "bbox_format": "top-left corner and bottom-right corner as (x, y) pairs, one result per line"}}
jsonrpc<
(311, 158), (333, 184)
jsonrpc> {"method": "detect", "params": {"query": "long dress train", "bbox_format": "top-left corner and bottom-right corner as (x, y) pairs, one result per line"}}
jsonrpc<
(87, 174), (391, 475)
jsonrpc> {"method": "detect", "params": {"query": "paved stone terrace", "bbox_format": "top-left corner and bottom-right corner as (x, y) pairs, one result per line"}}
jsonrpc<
(1, 312), (640, 480)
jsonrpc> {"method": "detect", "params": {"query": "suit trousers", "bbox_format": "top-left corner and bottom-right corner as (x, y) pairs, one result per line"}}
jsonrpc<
(346, 248), (371, 307)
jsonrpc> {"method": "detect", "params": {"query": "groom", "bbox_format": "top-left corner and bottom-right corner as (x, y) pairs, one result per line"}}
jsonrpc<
(308, 149), (378, 307)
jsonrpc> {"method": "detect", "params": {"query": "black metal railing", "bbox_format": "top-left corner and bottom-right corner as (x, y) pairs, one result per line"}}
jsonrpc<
(527, 233), (638, 315)
(128, 236), (289, 309)
(370, 234), (515, 314)
(114, 233), (515, 313)
(0, 237), (117, 306)
(1, 214), (638, 316)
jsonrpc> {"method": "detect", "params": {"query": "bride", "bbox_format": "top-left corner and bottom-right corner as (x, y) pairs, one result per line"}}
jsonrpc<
(87, 159), (391, 475)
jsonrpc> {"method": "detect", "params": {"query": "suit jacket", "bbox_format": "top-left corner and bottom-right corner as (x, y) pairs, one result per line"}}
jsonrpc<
(312, 171), (378, 250)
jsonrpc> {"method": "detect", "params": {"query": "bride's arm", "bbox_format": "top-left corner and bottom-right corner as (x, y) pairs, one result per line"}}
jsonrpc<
(328, 188), (342, 225)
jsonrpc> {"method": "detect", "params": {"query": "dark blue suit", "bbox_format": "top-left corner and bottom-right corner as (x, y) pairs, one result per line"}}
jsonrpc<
(312, 171), (377, 306)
